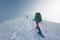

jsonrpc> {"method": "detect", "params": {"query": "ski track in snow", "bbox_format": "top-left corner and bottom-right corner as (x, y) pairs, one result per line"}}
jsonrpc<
(0, 16), (60, 40)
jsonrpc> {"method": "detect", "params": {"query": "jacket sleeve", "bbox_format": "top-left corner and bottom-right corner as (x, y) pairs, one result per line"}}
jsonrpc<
(33, 16), (36, 21)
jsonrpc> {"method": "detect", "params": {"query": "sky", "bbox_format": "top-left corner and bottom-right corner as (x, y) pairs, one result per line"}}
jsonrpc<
(0, 0), (21, 23)
(0, 0), (38, 23)
(0, 0), (60, 23)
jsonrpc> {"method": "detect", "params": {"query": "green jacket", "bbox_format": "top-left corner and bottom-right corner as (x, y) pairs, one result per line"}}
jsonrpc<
(33, 15), (42, 22)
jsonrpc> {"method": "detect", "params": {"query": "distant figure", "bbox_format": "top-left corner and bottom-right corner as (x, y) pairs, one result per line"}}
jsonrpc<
(33, 12), (44, 38)
(26, 15), (28, 19)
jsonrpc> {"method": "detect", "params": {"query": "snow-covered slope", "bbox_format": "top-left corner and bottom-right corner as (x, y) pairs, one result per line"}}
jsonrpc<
(0, 16), (60, 40)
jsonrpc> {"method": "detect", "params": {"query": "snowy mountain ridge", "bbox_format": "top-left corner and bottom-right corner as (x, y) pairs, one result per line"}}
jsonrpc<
(0, 17), (60, 40)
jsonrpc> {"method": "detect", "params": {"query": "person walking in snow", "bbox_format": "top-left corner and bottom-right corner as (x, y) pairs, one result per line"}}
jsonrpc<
(33, 12), (44, 38)
(33, 12), (42, 29)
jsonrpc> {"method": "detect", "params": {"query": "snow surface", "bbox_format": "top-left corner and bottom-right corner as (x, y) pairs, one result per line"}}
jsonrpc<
(0, 16), (60, 40)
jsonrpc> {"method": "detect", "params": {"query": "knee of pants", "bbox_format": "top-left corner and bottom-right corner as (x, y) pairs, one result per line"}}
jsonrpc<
(36, 22), (39, 26)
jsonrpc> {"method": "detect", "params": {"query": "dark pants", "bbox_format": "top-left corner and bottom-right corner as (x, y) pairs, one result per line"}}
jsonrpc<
(38, 27), (42, 35)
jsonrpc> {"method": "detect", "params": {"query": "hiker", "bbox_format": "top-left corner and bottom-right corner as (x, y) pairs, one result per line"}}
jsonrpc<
(33, 12), (44, 38)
